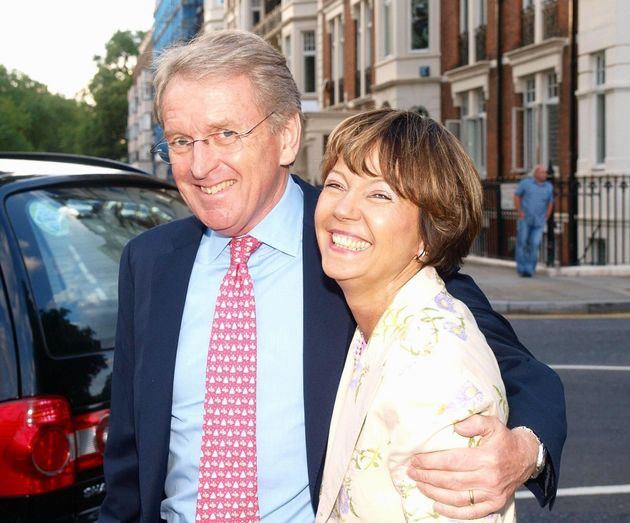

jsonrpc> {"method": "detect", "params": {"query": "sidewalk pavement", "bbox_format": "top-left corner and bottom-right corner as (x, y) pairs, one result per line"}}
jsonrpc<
(460, 256), (630, 314)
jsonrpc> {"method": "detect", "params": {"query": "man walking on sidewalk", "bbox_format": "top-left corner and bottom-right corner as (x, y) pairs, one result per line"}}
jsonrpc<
(513, 165), (554, 277)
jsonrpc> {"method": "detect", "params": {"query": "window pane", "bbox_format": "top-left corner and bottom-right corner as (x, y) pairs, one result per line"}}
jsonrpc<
(303, 30), (315, 52)
(304, 55), (315, 93)
(411, 0), (429, 50)
(596, 93), (606, 163)
(596, 53), (606, 85)
(546, 103), (559, 166)
(7, 185), (190, 356)
(524, 107), (535, 171)
(547, 71), (558, 99)
(384, 1), (392, 55)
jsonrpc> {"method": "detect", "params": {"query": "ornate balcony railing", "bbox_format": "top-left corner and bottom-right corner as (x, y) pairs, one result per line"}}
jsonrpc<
(521, 5), (535, 46)
(475, 24), (487, 61)
(543, 0), (561, 39)
(459, 31), (469, 66)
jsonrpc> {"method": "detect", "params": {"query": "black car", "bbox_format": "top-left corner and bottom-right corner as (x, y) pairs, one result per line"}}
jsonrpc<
(0, 153), (190, 522)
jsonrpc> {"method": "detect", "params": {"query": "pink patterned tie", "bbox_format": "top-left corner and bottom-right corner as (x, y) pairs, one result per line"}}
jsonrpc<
(196, 235), (261, 522)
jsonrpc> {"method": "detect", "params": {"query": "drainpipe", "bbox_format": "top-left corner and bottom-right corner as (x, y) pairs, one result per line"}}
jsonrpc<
(496, 0), (504, 182)
(496, 0), (505, 256)
(568, 0), (578, 264)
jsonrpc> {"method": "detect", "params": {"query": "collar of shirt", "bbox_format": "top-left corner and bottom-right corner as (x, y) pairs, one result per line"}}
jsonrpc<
(196, 176), (304, 264)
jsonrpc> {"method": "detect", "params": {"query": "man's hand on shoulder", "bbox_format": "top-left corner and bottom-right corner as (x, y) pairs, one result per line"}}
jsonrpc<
(407, 414), (539, 519)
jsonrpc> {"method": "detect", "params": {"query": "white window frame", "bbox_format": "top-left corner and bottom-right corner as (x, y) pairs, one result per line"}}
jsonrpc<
(459, 89), (487, 178)
(330, 15), (345, 105)
(542, 70), (559, 169)
(512, 75), (539, 173)
(251, 0), (262, 28)
(303, 31), (316, 94)
(410, 0), (429, 51)
(384, 0), (393, 57)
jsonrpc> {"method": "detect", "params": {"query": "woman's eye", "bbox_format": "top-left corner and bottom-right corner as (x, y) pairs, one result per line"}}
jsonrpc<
(324, 181), (344, 190)
(371, 192), (392, 200)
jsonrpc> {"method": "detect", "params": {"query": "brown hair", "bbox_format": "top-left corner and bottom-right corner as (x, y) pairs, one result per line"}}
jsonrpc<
(153, 29), (302, 131)
(321, 109), (482, 276)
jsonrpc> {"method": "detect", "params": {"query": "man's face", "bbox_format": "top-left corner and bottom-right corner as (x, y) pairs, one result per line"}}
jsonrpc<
(534, 166), (548, 183)
(160, 74), (300, 237)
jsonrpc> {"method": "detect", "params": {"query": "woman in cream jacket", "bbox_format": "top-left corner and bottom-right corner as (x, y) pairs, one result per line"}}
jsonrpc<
(314, 109), (515, 523)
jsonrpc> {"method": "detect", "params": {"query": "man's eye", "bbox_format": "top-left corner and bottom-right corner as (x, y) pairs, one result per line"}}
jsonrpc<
(170, 138), (191, 148)
(216, 130), (237, 141)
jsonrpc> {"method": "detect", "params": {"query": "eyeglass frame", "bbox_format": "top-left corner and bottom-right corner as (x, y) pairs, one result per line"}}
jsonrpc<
(151, 111), (275, 164)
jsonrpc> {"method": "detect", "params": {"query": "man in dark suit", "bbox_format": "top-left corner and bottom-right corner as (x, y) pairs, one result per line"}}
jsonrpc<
(101, 30), (565, 522)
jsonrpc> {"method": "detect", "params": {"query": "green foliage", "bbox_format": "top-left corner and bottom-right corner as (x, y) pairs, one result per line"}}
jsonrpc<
(0, 30), (145, 161)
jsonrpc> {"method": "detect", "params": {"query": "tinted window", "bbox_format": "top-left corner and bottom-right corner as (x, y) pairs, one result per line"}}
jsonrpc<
(6, 185), (190, 356)
(0, 271), (17, 399)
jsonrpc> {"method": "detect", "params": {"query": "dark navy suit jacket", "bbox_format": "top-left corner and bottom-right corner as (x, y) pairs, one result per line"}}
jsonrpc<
(100, 177), (566, 522)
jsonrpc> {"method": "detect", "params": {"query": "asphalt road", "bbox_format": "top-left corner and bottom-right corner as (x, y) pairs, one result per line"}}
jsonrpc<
(508, 315), (630, 522)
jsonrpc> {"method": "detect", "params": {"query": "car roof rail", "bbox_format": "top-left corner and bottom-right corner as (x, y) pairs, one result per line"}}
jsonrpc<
(0, 152), (149, 175)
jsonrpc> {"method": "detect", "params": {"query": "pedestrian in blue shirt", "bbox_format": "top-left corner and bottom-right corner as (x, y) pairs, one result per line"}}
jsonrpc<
(513, 165), (554, 277)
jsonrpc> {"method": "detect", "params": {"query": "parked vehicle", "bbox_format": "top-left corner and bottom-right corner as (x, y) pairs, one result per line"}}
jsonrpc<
(0, 153), (190, 522)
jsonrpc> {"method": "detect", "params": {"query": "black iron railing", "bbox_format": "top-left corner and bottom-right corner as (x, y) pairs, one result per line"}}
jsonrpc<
(470, 175), (630, 266)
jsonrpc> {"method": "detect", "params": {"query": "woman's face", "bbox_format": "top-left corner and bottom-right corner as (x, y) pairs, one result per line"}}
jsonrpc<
(315, 155), (423, 295)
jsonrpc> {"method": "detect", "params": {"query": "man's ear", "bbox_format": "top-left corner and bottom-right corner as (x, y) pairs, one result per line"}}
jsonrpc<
(279, 112), (302, 167)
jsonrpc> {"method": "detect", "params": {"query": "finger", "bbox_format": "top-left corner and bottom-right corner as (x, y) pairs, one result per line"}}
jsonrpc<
(433, 499), (503, 520)
(453, 414), (500, 438)
(410, 447), (483, 473)
(408, 468), (483, 491)
(415, 481), (483, 508)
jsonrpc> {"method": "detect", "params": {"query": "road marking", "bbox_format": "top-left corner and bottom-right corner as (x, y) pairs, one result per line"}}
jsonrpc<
(506, 313), (630, 320)
(516, 484), (630, 499)
(550, 364), (630, 371)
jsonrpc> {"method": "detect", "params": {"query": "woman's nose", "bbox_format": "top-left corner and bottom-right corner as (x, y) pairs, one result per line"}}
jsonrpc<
(333, 191), (361, 221)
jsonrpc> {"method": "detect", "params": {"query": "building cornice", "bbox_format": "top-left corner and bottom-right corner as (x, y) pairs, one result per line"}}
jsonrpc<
(443, 61), (492, 101)
(504, 37), (568, 90)
(372, 76), (440, 93)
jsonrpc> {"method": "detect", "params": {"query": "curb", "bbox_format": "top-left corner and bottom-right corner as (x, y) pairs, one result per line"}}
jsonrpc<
(490, 300), (630, 315)
(465, 255), (630, 277)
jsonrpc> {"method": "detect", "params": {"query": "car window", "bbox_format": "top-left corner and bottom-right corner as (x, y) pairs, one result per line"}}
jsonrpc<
(0, 270), (18, 399)
(6, 184), (190, 357)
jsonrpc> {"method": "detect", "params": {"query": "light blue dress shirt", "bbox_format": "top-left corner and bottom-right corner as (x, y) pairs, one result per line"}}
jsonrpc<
(161, 178), (314, 522)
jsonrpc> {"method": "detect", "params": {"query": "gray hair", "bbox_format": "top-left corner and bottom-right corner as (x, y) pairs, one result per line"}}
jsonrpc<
(153, 29), (302, 131)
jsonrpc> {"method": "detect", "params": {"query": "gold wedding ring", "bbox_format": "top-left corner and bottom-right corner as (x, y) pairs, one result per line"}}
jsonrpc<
(468, 489), (475, 505)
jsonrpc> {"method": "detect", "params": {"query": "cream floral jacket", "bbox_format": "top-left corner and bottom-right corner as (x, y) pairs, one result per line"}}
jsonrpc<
(315, 267), (516, 523)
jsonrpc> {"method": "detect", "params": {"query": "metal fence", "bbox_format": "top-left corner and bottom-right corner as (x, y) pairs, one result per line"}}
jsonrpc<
(470, 174), (630, 266)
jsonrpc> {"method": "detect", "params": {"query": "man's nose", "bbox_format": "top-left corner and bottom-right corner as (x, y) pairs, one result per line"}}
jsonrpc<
(189, 140), (220, 179)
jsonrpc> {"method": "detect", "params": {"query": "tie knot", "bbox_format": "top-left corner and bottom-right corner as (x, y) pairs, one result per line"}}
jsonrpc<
(230, 235), (261, 266)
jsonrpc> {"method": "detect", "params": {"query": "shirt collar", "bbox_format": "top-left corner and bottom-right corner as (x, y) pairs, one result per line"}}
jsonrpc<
(201, 177), (304, 263)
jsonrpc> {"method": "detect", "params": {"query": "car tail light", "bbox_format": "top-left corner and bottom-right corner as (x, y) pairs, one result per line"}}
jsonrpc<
(0, 397), (75, 496)
(0, 397), (110, 497)
(74, 409), (109, 472)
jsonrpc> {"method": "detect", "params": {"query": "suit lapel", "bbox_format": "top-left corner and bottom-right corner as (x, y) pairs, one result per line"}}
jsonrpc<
(136, 216), (205, 511)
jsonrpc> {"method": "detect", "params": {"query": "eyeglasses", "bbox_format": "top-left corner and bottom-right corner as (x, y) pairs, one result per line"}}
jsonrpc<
(151, 112), (275, 164)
